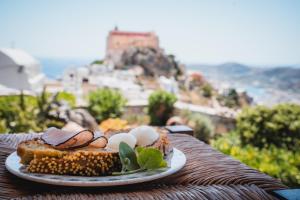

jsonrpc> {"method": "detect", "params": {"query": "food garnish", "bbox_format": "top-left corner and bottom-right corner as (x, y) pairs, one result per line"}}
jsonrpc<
(113, 142), (168, 175)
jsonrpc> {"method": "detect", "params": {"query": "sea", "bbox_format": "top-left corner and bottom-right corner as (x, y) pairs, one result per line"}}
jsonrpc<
(40, 57), (92, 79)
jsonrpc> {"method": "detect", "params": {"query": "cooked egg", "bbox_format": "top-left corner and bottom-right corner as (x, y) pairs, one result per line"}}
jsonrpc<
(129, 125), (159, 147)
(106, 133), (137, 152)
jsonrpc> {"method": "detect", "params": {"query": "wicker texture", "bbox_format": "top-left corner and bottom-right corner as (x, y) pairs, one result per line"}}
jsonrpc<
(0, 133), (287, 200)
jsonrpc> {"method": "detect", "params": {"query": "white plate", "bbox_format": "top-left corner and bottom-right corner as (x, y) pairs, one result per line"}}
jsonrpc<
(5, 148), (186, 187)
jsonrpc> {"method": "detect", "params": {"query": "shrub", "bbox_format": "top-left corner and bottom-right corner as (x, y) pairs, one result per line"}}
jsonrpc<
(56, 92), (76, 107)
(91, 60), (104, 65)
(188, 113), (214, 143)
(148, 90), (177, 126)
(237, 103), (300, 151)
(0, 91), (68, 133)
(201, 83), (213, 98)
(0, 119), (6, 133)
(35, 90), (65, 130)
(218, 88), (239, 108)
(212, 132), (300, 187)
(88, 88), (127, 123)
(0, 93), (40, 133)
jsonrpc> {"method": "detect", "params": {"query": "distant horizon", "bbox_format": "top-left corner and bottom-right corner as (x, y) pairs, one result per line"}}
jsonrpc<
(37, 55), (300, 68)
(38, 56), (300, 80)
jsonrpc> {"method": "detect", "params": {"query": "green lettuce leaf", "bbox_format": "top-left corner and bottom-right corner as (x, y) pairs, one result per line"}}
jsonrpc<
(136, 147), (167, 170)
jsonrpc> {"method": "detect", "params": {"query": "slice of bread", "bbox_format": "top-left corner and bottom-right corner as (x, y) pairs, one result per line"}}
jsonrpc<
(17, 129), (170, 176)
(17, 139), (67, 165)
(17, 139), (120, 176)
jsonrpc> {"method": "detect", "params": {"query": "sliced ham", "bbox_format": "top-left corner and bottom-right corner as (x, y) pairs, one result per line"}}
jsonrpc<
(41, 127), (94, 150)
(88, 131), (108, 148)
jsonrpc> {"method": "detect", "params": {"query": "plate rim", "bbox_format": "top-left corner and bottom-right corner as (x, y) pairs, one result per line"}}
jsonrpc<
(5, 148), (186, 187)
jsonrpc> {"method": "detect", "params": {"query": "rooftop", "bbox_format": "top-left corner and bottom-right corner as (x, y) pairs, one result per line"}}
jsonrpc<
(109, 30), (154, 37)
(0, 48), (39, 67)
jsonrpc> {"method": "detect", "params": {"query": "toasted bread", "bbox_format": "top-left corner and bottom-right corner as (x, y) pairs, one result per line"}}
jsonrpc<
(17, 139), (120, 176)
(17, 139), (65, 165)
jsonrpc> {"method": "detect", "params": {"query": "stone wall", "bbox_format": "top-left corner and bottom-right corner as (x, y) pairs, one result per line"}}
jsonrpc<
(124, 104), (236, 134)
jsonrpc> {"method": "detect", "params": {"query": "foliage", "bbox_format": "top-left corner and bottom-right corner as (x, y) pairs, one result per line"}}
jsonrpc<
(148, 90), (177, 126)
(119, 142), (140, 172)
(212, 132), (300, 186)
(237, 104), (300, 151)
(91, 60), (104, 65)
(56, 92), (76, 107)
(136, 146), (167, 169)
(186, 112), (214, 143)
(114, 142), (167, 175)
(35, 90), (65, 130)
(213, 103), (300, 186)
(0, 119), (6, 133)
(0, 94), (40, 133)
(0, 90), (71, 133)
(88, 88), (127, 123)
(218, 88), (239, 108)
(201, 83), (213, 98)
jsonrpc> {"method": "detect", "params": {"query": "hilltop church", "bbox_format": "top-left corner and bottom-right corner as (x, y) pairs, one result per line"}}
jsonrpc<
(105, 27), (160, 64)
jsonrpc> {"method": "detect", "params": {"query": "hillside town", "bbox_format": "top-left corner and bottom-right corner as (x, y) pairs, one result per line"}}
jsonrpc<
(0, 28), (248, 130)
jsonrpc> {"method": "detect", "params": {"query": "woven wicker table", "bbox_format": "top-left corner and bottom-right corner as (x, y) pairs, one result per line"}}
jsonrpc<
(0, 133), (288, 200)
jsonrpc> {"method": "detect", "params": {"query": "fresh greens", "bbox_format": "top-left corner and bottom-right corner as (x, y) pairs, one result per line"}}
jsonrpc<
(136, 146), (167, 170)
(113, 142), (168, 175)
(118, 142), (140, 172)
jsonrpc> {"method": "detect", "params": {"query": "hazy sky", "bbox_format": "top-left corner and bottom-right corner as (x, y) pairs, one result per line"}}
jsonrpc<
(1, 0), (300, 65)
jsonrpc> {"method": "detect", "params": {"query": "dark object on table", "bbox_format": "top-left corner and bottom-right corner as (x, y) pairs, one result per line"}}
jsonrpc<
(272, 189), (300, 200)
(165, 125), (193, 136)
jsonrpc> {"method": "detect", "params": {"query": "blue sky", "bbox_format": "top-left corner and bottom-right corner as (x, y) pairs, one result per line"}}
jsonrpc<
(0, 0), (300, 65)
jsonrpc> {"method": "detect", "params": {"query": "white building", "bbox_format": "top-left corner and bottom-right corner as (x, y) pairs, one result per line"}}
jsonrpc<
(0, 48), (45, 91)
(158, 76), (179, 94)
(62, 67), (89, 95)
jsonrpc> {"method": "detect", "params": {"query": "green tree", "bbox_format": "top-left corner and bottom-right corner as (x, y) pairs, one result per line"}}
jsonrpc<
(217, 88), (240, 108)
(225, 89), (239, 108)
(35, 90), (65, 130)
(148, 90), (177, 126)
(88, 88), (127, 123)
(212, 132), (300, 187)
(201, 83), (213, 98)
(91, 60), (104, 65)
(237, 104), (300, 151)
(0, 90), (71, 133)
(0, 93), (39, 133)
(56, 91), (76, 107)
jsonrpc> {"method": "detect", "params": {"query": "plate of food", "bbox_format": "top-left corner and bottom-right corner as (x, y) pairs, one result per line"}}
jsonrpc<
(5, 126), (186, 186)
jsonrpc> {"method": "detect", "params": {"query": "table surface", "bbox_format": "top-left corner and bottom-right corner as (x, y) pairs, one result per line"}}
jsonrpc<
(0, 132), (288, 200)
